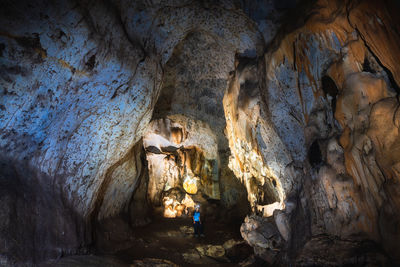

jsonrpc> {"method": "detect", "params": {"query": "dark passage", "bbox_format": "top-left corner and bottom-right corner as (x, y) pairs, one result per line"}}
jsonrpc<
(321, 75), (338, 112)
(308, 140), (323, 168)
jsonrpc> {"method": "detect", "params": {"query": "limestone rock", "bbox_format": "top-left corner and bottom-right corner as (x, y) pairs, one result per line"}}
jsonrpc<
(240, 215), (283, 263)
(181, 194), (195, 211)
(131, 258), (179, 267)
(225, 243), (254, 263)
(144, 116), (220, 207)
(223, 0), (400, 264)
(195, 244), (227, 261)
(179, 226), (194, 236)
(41, 255), (129, 267)
(223, 56), (289, 214)
(182, 249), (202, 264)
(274, 211), (290, 242)
(295, 236), (389, 267)
(0, 0), (161, 262)
(183, 176), (199, 195)
(223, 239), (244, 251)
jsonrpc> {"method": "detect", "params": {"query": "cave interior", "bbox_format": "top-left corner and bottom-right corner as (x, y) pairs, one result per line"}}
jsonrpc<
(1, 0), (400, 266)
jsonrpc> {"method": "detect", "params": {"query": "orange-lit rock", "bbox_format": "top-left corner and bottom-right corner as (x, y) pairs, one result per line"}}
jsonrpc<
(143, 116), (220, 208)
(183, 176), (199, 195)
(222, 0), (400, 264)
(181, 194), (195, 211)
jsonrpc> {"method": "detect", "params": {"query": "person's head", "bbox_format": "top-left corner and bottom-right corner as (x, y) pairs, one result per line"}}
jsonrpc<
(195, 204), (200, 212)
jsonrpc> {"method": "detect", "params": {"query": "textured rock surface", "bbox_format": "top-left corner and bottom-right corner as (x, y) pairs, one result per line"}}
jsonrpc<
(1, 0), (400, 266)
(224, 0), (400, 265)
(150, 5), (264, 214)
(43, 256), (179, 267)
(0, 0), (258, 263)
(0, 0), (159, 263)
(41, 255), (129, 267)
(131, 258), (179, 267)
(143, 116), (220, 206)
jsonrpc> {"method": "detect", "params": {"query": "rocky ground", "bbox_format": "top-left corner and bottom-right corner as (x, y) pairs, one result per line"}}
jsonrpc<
(42, 214), (261, 267)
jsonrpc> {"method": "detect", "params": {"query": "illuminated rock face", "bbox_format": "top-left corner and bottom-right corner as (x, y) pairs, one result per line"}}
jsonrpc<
(223, 58), (290, 215)
(1, 0), (400, 265)
(152, 25), (261, 215)
(143, 116), (220, 209)
(223, 0), (400, 264)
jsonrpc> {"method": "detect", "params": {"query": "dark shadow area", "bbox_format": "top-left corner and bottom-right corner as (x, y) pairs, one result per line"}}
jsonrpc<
(0, 157), (90, 265)
(321, 75), (338, 112)
(113, 210), (255, 267)
(250, 177), (280, 206)
(308, 140), (323, 168)
(362, 57), (376, 74)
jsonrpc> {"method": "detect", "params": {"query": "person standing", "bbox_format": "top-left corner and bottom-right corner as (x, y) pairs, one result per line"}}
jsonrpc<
(193, 204), (204, 237)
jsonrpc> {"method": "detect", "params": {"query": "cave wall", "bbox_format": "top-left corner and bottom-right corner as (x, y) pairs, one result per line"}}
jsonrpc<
(0, 0), (163, 263)
(0, 0), (264, 263)
(224, 0), (400, 265)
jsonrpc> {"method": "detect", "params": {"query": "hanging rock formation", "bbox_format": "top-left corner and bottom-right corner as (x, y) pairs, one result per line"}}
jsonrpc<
(143, 116), (222, 217)
(1, 0), (400, 266)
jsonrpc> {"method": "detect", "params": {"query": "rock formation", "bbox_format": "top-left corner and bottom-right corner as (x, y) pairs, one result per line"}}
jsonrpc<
(0, 0), (400, 266)
(228, 0), (400, 265)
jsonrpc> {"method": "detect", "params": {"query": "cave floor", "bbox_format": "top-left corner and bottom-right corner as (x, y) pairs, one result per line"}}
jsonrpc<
(43, 215), (258, 267)
(115, 216), (253, 266)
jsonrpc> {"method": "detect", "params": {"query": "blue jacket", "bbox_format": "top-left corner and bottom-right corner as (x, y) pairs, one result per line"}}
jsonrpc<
(193, 211), (201, 222)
